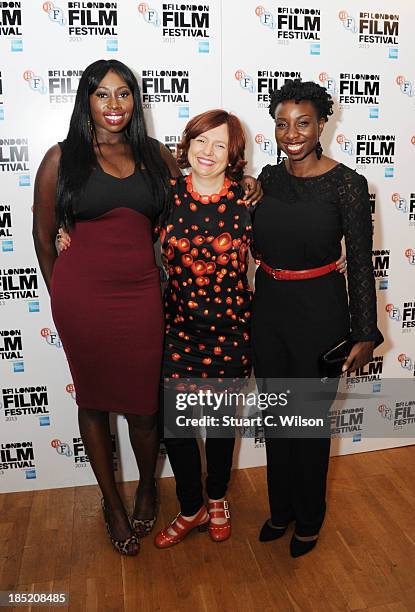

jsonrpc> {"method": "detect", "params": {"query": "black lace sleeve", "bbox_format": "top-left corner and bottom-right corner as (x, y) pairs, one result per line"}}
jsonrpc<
(257, 164), (275, 189)
(338, 170), (378, 341)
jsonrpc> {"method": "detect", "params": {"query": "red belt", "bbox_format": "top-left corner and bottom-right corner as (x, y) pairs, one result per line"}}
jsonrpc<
(257, 259), (338, 280)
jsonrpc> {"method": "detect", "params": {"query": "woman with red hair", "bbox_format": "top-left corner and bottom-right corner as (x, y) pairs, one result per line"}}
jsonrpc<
(154, 109), (253, 547)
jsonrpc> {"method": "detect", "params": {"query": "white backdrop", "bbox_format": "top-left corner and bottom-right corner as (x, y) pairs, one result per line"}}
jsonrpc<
(0, 0), (414, 493)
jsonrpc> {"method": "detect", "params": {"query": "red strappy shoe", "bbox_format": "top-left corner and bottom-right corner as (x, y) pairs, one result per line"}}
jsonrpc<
(208, 500), (231, 542)
(154, 506), (209, 549)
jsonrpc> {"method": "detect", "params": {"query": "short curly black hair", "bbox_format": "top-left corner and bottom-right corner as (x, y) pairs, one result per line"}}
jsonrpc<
(269, 79), (334, 122)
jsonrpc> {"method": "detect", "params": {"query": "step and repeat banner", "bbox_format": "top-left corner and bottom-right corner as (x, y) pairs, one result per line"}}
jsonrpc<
(0, 0), (414, 492)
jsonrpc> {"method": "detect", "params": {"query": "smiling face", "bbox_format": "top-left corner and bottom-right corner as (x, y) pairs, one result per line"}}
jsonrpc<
(274, 100), (325, 162)
(187, 123), (229, 181)
(89, 69), (133, 134)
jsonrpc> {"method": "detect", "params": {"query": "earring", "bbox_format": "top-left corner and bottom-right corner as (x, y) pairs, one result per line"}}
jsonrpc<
(88, 118), (93, 133)
(315, 141), (323, 160)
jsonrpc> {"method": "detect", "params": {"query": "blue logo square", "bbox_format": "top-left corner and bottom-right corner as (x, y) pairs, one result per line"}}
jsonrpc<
(369, 107), (379, 119)
(11, 39), (23, 52)
(39, 416), (50, 426)
(19, 175), (30, 187)
(310, 44), (320, 55)
(13, 361), (24, 373)
(384, 167), (394, 178)
(25, 469), (37, 479)
(106, 39), (118, 52)
(199, 41), (209, 53)
(2, 240), (13, 252)
(379, 279), (389, 290)
(372, 382), (382, 393)
(178, 106), (190, 119)
(0, 108), (4, 121)
(389, 48), (398, 59)
(28, 301), (40, 312)
(352, 433), (362, 443)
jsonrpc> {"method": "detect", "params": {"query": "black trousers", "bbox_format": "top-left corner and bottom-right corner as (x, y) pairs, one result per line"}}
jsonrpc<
(163, 436), (235, 516)
(252, 270), (349, 536)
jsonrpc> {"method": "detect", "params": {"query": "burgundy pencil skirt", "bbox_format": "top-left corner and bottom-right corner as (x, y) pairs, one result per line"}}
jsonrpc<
(51, 208), (164, 415)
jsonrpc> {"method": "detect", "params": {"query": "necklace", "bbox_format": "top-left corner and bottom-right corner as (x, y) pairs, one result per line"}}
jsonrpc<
(185, 173), (231, 204)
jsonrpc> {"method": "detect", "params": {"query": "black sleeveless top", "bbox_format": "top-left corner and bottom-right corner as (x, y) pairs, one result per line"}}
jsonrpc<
(73, 165), (159, 223)
(59, 138), (163, 225)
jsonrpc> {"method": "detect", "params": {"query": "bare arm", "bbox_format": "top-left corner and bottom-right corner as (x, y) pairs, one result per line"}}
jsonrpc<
(32, 144), (61, 293)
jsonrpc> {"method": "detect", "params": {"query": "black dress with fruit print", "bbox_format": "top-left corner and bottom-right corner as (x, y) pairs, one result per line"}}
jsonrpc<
(161, 175), (253, 381)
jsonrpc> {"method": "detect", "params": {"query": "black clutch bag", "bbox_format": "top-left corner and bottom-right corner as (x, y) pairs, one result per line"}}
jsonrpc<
(319, 330), (384, 379)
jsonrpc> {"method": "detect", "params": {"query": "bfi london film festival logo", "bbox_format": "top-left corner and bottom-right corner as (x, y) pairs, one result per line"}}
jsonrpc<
(391, 193), (415, 227)
(0, 204), (13, 253)
(336, 133), (395, 178)
(51, 438), (73, 458)
(0, 137), (30, 186)
(0, 268), (39, 312)
(23, 68), (82, 104)
(0, 329), (24, 372)
(397, 353), (415, 376)
(330, 406), (364, 441)
(163, 134), (181, 155)
(235, 69), (302, 109)
(378, 402), (415, 432)
(66, 383), (76, 401)
(43, 1), (118, 51)
(404, 248), (415, 266)
(255, 6), (321, 55)
(1, 385), (50, 426)
(40, 327), (62, 349)
(386, 301), (415, 333)
(392, 400), (415, 430)
(372, 248), (390, 290)
(0, 441), (36, 479)
(255, 134), (276, 158)
(0, 1), (23, 52)
(319, 71), (380, 119)
(395, 76), (414, 102)
(52, 435), (118, 468)
(338, 10), (399, 58)
(138, 3), (210, 53)
(346, 355), (384, 392)
(378, 404), (393, 421)
(141, 68), (189, 118)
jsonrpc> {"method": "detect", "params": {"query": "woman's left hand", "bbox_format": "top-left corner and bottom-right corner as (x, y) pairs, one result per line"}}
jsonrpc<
(240, 176), (263, 206)
(56, 228), (71, 253)
(342, 341), (375, 374)
(336, 253), (347, 274)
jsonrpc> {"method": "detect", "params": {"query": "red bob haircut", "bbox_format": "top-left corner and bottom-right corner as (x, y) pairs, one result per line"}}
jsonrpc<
(176, 109), (247, 182)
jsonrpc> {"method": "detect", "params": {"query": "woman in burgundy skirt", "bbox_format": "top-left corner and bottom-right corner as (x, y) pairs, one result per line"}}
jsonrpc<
(32, 59), (178, 556)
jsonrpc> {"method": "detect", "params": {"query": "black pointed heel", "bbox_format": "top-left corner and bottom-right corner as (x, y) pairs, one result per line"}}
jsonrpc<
(290, 534), (318, 558)
(259, 519), (288, 542)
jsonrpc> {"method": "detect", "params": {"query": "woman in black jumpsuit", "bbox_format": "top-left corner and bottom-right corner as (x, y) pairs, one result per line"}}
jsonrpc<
(252, 80), (379, 557)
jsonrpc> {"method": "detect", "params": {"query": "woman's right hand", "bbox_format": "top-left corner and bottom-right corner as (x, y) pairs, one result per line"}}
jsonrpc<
(56, 228), (71, 253)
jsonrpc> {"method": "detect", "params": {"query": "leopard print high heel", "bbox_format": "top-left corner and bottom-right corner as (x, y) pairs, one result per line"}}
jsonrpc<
(101, 499), (140, 556)
(131, 480), (158, 538)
